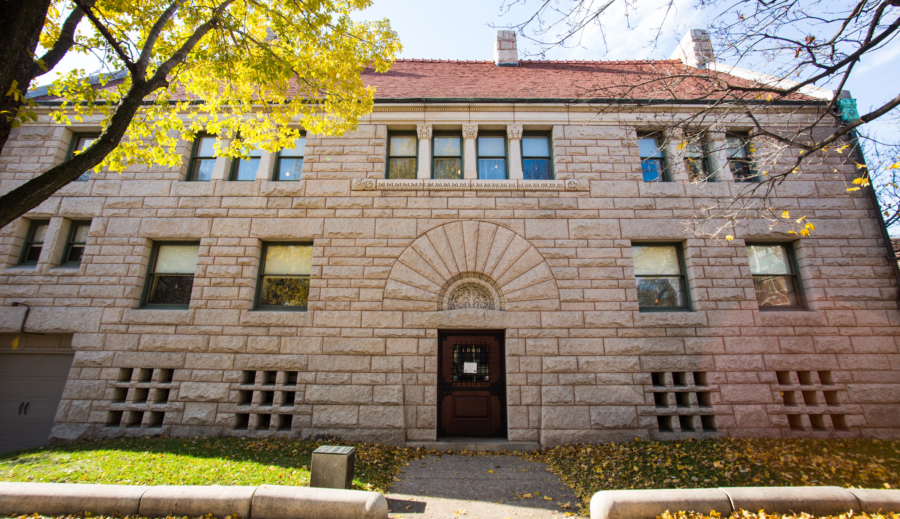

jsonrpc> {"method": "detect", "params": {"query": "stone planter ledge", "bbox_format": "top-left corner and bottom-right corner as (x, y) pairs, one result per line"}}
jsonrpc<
(591, 487), (900, 519)
(0, 482), (387, 519)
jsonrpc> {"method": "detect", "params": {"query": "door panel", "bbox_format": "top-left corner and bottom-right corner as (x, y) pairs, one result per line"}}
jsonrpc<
(438, 331), (506, 437)
(0, 353), (74, 453)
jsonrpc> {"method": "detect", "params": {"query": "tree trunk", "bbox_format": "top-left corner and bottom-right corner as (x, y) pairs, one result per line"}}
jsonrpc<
(0, 0), (52, 152)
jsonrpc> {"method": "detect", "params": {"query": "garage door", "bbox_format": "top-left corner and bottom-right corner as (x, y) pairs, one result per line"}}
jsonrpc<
(0, 353), (74, 454)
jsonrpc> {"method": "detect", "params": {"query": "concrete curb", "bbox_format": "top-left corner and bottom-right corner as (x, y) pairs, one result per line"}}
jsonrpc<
(0, 482), (388, 519)
(590, 487), (900, 519)
(139, 485), (257, 518)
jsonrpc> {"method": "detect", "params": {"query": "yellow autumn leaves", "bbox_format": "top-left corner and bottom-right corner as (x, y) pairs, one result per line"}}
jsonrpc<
(658, 510), (900, 519)
(40, 0), (401, 173)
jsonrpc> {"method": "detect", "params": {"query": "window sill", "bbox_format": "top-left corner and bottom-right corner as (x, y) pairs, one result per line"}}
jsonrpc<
(123, 308), (194, 325)
(756, 309), (826, 327)
(240, 310), (311, 327)
(2, 265), (38, 272)
(48, 265), (83, 275)
(634, 310), (706, 327)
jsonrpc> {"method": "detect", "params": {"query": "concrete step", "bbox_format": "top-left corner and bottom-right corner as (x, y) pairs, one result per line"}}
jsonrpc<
(407, 438), (541, 452)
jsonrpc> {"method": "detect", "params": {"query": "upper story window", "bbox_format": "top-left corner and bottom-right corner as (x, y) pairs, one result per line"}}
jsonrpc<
(257, 243), (312, 310)
(638, 134), (667, 182)
(230, 145), (263, 181)
(727, 134), (756, 182)
(522, 134), (552, 180)
(747, 243), (804, 309)
(275, 137), (305, 181)
(188, 135), (217, 182)
(19, 220), (49, 266)
(433, 133), (462, 180)
(142, 242), (199, 308)
(684, 135), (711, 182)
(477, 135), (506, 180)
(61, 221), (91, 267)
(387, 133), (417, 179)
(68, 134), (98, 182)
(632, 244), (690, 311)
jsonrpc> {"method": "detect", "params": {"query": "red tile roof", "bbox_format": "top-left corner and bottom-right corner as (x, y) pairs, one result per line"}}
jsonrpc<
(30, 58), (814, 103)
(363, 59), (813, 102)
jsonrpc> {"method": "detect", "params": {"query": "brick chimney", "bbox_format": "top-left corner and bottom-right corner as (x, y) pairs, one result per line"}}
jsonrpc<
(670, 29), (714, 69)
(494, 30), (519, 67)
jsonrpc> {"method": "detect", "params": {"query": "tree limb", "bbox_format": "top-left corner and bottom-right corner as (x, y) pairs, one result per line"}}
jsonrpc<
(136, 0), (183, 76)
(33, 0), (94, 77)
(72, 0), (138, 76)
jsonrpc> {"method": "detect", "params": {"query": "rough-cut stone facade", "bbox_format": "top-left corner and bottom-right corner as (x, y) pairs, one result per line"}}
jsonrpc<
(1, 102), (899, 447)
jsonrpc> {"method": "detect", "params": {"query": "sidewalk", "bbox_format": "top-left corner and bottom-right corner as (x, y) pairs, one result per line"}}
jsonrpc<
(386, 454), (587, 518)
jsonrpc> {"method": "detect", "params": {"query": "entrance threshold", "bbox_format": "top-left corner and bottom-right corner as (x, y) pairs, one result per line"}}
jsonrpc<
(407, 437), (540, 452)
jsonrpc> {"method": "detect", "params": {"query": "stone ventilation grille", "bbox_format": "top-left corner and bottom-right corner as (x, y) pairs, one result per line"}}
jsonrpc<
(774, 371), (851, 433)
(647, 372), (717, 435)
(234, 370), (307, 432)
(106, 368), (175, 429)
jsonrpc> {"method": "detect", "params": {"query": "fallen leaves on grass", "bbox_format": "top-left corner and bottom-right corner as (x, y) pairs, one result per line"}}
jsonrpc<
(525, 439), (900, 514)
(659, 509), (900, 519)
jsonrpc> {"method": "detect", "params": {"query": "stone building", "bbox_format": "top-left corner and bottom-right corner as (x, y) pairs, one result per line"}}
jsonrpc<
(1, 31), (899, 452)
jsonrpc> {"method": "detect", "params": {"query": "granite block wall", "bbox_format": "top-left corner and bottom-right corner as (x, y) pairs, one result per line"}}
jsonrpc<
(1, 108), (898, 447)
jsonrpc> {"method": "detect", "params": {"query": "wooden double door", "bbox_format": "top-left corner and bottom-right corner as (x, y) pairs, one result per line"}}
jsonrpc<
(438, 331), (506, 437)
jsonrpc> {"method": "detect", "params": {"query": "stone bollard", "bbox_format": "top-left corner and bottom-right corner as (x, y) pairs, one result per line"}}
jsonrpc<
(310, 445), (356, 489)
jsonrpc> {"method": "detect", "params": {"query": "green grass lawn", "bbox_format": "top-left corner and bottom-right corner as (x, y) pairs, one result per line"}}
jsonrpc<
(0, 437), (424, 493)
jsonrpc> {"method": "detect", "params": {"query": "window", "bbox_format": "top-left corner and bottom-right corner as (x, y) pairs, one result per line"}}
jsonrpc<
(632, 244), (690, 310)
(19, 221), (49, 265)
(747, 243), (804, 309)
(522, 134), (552, 180)
(142, 243), (199, 308)
(726, 134), (756, 181)
(684, 135), (711, 182)
(61, 221), (91, 267)
(230, 145), (263, 181)
(638, 134), (666, 182)
(275, 136), (305, 181)
(67, 134), (98, 182)
(477, 135), (506, 179)
(188, 135), (217, 181)
(387, 133), (417, 179)
(432, 133), (462, 180)
(257, 243), (312, 310)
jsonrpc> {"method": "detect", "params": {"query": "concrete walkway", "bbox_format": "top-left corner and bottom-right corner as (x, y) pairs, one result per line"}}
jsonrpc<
(386, 454), (587, 518)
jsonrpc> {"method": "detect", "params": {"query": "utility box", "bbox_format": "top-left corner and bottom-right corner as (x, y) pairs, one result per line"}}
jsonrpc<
(310, 445), (355, 489)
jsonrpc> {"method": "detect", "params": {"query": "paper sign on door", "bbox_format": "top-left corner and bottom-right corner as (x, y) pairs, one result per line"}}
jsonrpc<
(463, 362), (477, 374)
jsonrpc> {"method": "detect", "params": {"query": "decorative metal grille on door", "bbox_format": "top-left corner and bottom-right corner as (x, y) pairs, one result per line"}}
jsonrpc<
(451, 344), (491, 384)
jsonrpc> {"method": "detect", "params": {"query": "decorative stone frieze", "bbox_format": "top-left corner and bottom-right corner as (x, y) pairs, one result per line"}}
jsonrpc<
(349, 178), (588, 191)
(439, 272), (506, 312)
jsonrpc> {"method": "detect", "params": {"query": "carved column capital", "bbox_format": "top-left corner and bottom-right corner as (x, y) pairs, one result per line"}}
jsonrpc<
(462, 124), (479, 139)
(416, 124), (433, 140)
(506, 124), (523, 140)
(707, 129), (726, 142)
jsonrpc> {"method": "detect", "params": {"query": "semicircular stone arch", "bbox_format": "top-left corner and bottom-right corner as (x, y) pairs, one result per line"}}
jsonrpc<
(384, 221), (560, 311)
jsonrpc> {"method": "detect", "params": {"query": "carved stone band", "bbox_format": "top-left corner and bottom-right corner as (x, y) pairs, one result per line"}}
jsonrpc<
(351, 178), (589, 192)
